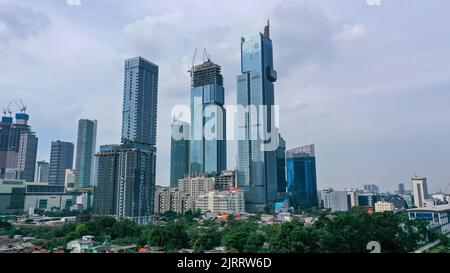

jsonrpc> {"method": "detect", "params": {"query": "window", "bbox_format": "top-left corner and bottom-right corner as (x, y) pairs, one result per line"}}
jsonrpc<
(38, 199), (48, 209)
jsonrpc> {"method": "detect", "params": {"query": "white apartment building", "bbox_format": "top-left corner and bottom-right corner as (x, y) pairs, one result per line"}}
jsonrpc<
(178, 175), (215, 204)
(195, 189), (245, 214)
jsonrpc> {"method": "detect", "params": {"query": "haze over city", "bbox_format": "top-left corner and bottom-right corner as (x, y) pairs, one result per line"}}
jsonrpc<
(1, 0), (450, 193)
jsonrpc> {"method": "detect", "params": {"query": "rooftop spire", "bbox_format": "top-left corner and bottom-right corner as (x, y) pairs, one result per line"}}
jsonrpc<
(264, 19), (270, 38)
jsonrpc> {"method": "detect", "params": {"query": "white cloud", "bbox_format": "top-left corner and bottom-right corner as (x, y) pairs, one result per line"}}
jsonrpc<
(335, 23), (367, 41)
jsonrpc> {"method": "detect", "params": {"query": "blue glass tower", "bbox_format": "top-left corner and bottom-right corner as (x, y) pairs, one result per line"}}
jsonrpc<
(170, 119), (190, 187)
(287, 145), (318, 209)
(75, 119), (97, 188)
(237, 22), (278, 212)
(189, 59), (227, 175)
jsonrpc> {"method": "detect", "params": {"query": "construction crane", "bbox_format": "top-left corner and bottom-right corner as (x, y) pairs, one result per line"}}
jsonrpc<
(2, 99), (27, 116)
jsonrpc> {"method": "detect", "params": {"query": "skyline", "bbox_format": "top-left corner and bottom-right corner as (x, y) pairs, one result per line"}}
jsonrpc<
(1, 0), (450, 193)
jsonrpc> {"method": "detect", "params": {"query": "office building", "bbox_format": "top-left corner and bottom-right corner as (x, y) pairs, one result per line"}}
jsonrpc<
(346, 188), (359, 208)
(74, 119), (97, 188)
(17, 132), (38, 182)
(195, 189), (245, 214)
(276, 134), (287, 194)
(358, 192), (379, 208)
(189, 59), (227, 175)
(287, 145), (318, 209)
(363, 184), (379, 194)
(408, 204), (450, 235)
(236, 22), (279, 213)
(35, 161), (49, 183)
(319, 188), (349, 212)
(412, 176), (429, 208)
(397, 183), (405, 195)
(170, 119), (190, 187)
(375, 201), (395, 213)
(49, 141), (74, 186)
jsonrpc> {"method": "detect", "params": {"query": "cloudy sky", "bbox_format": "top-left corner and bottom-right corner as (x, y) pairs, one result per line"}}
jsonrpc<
(1, 0), (450, 193)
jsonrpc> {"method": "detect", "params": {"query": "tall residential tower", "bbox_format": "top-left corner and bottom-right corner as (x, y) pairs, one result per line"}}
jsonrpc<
(75, 119), (97, 188)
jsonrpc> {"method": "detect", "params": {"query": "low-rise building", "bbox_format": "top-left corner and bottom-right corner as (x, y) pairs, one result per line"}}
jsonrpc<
(407, 204), (450, 235)
(375, 201), (395, 213)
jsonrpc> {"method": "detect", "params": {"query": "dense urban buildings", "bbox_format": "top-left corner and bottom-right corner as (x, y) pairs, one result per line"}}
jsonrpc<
(287, 145), (318, 209)
(412, 176), (429, 208)
(35, 161), (49, 183)
(74, 119), (97, 188)
(178, 174), (215, 204)
(170, 119), (190, 187)
(363, 184), (380, 194)
(236, 22), (279, 213)
(189, 59), (227, 175)
(94, 57), (158, 224)
(0, 113), (35, 181)
(375, 201), (395, 213)
(49, 141), (74, 186)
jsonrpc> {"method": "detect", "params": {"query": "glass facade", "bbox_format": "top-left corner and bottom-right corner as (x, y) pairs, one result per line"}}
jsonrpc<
(287, 145), (318, 209)
(75, 119), (97, 188)
(190, 60), (227, 175)
(237, 23), (278, 213)
(276, 134), (286, 194)
(170, 120), (190, 187)
(121, 57), (158, 146)
(49, 140), (74, 186)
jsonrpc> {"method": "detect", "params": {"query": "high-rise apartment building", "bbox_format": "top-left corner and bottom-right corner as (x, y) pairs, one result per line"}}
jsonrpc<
(178, 174), (215, 204)
(154, 186), (191, 214)
(237, 22), (279, 213)
(214, 170), (238, 191)
(364, 184), (380, 194)
(94, 57), (158, 224)
(49, 140), (74, 186)
(189, 59), (227, 175)
(74, 119), (97, 188)
(287, 145), (318, 209)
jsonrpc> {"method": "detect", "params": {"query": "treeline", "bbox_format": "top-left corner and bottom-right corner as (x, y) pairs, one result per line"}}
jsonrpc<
(0, 209), (433, 253)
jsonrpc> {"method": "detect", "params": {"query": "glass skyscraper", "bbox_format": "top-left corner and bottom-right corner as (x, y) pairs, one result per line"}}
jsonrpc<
(75, 119), (97, 188)
(276, 134), (287, 194)
(170, 118), (190, 187)
(49, 140), (74, 186)
(189, 59), (227, 175)
(237, 22), (278, 212)
(287, 144), (318, 209)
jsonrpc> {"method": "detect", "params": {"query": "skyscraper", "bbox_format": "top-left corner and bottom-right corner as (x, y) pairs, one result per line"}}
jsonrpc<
(35, 160), (49, 183)
(276, 134), (286, 194)
(398, 183), (405, 195)
(17, 132), (38, 182)
(121, 57), (158, 146)
(189, 59), (227, 175)
(74, 119), (97, 188)
(363, 184), (380, 194)
(0, 113), (33, 179)
(287, 145), (318, 209)
(170, 119), (190, 187)
(49, 140), (74, 186)
(412, 176), (429, 208)
(237, 22), (278, 212)
(94, 57), (158, 224)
